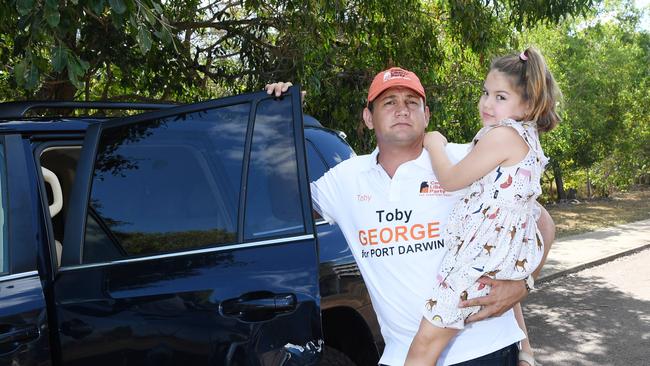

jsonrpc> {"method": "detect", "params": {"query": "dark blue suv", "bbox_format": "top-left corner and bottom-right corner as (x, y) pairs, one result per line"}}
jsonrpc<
(0, 87), (381, 366)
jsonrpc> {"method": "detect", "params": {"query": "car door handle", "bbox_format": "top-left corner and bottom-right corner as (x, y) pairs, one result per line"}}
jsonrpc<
(60, 318), (94, 339)
(220, 291), (296, 321)
(0, 324), (40, 345)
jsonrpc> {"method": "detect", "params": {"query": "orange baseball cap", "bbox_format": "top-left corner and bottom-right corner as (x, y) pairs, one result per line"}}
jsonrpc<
(367, 67), (426, 105)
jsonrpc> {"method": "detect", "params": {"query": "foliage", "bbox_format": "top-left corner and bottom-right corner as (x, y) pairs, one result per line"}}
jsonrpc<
(4, 0), (648, 200)
(520, 0), (649, 199)
(1, 1), (594, 142)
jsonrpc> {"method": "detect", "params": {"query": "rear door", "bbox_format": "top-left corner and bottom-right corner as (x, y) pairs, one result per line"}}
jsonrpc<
(0, 135), (52, 365)
(55, 87), (322, 365)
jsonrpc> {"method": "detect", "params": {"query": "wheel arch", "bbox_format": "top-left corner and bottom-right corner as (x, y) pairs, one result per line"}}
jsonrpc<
(321, 306), (380, 365)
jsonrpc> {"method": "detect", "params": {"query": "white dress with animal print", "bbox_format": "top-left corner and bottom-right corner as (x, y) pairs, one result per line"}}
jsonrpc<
(423, 119), (548, 329)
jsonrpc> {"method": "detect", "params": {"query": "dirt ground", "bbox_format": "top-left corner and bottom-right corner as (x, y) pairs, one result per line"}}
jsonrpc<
(544, 185), (650, 238)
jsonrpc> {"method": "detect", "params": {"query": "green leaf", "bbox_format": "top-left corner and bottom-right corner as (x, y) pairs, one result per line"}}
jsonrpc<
(14, 59), (27, 87)
(25, 63), (40, 90)
(52, 45), (67, 72)
(108, 0), (127, 14)
(89, 0), (105, 14)
(153, 29), (172, 44)
(44, 6), (60, 27)
(137, 27), (152, 54)
(78, 58), (90, 71)
(67, 67), (82, 89)
(128, 14), (139, 29)
(144, 9), (156, 25)
(67, 57), (89, 89)
(16, 0), (34, 16)
(45, 0), (58, 8)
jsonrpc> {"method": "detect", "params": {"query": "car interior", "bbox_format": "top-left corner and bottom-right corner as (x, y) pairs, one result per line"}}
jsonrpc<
(40, 146), (81, 267)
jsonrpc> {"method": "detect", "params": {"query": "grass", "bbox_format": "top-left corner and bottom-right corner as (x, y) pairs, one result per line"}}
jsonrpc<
(544, 185), (650, 238)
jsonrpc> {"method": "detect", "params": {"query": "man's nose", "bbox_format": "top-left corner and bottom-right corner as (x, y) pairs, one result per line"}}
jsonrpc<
(395, 101), (410, 115)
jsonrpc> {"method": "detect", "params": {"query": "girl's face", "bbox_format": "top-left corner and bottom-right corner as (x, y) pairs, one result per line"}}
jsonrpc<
(478, 70), (529, 126)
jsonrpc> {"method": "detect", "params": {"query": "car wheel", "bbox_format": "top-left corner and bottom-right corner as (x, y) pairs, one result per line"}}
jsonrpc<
(319, 345), (356, 366)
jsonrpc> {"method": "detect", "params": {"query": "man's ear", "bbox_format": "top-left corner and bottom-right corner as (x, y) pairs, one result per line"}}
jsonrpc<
(424, 106), (431, 129)
(362, 107), (374, 130)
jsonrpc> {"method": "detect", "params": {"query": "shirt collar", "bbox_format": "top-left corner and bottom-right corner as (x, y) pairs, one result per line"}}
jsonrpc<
(362, 147), (431, 173)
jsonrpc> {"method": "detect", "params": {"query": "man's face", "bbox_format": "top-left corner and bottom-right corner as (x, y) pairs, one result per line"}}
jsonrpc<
(363, 87), (430, 148)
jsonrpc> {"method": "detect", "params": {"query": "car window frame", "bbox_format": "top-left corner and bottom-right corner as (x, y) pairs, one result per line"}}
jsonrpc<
(60, 87), (312, 268)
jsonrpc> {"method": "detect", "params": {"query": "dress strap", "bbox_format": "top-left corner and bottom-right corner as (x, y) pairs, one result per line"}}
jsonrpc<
(471, 119), (549, 168)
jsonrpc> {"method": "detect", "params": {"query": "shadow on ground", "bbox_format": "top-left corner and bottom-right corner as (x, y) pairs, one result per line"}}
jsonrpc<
(523, 273), (650, 365)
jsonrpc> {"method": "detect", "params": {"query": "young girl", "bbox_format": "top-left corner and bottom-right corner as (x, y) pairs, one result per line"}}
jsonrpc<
(405, 47), (561, 366)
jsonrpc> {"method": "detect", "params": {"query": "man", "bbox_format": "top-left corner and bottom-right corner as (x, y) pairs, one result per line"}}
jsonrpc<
(266, 67), (553, 365)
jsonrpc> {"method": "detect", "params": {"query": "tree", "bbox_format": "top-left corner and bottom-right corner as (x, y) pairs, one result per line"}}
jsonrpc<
(520, 0), (650, 199)
(1, 0), (595, 151)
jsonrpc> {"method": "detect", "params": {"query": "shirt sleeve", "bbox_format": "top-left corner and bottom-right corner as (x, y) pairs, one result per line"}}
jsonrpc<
(445, 143), (470, 164)
(310, 168), (341, 225)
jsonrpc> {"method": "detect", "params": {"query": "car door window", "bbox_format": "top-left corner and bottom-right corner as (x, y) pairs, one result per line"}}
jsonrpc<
(305, 141), (328, 183)
(307, 129), (355, 168)
(243, 98), (304, 240)
(0, 146), (6, 274)
(83, 104), (248, 263)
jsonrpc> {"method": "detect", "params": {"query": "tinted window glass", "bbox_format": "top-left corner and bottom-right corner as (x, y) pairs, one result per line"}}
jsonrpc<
(0, 147), (6, 274)
(305, 141), (327, 182)
(244, 98), (304, 240)
(305, 128), (355, 169)
(84, 104), (248, 262)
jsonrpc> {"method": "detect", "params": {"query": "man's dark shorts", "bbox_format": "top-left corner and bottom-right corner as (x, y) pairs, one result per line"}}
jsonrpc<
(378, 342), (519, 366)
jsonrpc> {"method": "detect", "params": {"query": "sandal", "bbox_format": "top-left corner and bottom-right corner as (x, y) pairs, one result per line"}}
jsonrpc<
(518, 350), (536, 366)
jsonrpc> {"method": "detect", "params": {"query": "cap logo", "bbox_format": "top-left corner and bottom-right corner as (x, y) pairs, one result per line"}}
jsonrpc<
(383, 69), (411, 83)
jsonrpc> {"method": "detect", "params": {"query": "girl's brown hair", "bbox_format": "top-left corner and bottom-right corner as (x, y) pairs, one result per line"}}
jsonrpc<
(490, 47), (562, 132)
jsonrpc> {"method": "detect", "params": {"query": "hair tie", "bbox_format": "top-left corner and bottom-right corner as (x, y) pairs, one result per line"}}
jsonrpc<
(519, 51), (528, 62)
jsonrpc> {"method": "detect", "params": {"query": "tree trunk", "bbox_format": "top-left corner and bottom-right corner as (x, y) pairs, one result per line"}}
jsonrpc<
(553, 163), (566, 201)
(586, 169), (592, 198)
(36, 77), (77, 100)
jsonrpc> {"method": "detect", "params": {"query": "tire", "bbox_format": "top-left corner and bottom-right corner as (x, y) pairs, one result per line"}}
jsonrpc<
(318, 345), (356, 366)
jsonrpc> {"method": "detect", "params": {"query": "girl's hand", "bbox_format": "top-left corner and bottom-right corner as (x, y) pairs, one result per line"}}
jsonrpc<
(423, 131), (448, 149)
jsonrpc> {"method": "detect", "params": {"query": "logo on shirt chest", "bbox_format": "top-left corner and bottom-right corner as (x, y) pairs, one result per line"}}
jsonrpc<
(419, 180), (449, 197)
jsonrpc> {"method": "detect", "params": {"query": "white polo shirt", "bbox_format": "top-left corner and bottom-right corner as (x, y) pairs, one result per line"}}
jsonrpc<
(310, 143), (524, 366)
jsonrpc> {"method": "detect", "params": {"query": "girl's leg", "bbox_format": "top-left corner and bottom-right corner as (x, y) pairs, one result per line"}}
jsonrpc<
(513, 302), (535, 365)
(405, 317), (459, 366)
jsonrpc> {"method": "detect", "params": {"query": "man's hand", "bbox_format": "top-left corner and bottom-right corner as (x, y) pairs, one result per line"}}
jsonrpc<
(460, 276), (527, 323)
(265, 82), (293, 97)
(265, 82), (306, 101)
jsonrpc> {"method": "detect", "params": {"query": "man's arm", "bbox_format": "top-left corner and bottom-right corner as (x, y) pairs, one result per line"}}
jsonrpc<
(532, 204), (555, 279)
(462, 204), (555, 323)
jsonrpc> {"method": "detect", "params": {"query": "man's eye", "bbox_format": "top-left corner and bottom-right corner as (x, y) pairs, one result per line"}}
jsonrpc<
(385, 100), (395, 105)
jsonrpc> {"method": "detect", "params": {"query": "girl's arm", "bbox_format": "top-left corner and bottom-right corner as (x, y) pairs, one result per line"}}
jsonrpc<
(424, 127), (528, 191)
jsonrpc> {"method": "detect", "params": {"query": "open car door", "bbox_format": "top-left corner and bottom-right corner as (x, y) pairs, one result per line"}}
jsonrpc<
(55, 87), (322, 365)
